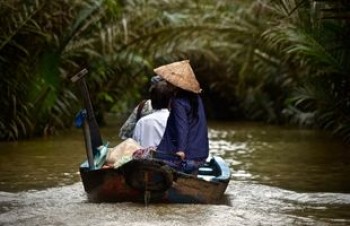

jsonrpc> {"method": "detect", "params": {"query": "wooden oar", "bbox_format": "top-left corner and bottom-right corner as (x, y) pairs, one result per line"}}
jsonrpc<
(71, 69), (103, 169)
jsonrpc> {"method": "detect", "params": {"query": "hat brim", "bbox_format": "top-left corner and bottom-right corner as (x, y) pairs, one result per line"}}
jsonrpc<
(153, 60), (201, 94)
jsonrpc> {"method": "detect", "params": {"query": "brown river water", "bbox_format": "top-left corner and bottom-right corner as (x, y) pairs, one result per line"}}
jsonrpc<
(0, 119), (350, 226)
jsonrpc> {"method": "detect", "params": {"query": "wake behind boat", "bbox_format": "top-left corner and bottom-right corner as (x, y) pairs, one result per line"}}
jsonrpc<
(71, 69), (231, 204)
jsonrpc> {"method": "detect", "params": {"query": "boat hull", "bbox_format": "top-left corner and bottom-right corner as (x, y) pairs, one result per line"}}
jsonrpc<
(79, 156), (230, 204)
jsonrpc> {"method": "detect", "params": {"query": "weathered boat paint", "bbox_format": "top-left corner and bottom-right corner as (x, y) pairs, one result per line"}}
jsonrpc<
(79, 156), (230, 204)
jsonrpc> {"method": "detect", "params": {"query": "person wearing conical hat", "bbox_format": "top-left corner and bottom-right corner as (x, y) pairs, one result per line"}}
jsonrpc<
(154, 60), (209, 174)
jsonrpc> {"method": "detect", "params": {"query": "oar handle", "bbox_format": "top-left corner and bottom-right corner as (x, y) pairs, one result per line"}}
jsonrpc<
(70, 68), (88, 83)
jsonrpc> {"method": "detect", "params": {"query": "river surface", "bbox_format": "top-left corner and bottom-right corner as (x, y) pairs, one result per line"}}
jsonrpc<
(0, 120), (350, 226)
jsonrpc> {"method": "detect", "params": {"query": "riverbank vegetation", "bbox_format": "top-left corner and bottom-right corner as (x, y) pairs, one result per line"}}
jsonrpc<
(1, 0), (350, 143)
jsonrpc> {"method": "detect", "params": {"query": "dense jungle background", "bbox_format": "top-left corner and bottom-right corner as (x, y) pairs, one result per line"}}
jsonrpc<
(1, 0), (350, 143)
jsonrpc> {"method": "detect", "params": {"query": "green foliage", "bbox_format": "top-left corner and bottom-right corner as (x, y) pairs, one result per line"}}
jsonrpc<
(262, 0), (350, 142)
(0, 0), (102, 139)
(1, 0), (350, 144)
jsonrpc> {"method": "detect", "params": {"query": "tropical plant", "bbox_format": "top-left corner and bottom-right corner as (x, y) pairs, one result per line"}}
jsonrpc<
(1, 0), (350, 144)
(0, 0), (107, 139)
(262, 0), (350, 141)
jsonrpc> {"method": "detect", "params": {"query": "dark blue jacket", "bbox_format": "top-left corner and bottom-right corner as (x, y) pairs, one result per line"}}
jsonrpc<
(157, 95), (209, 161)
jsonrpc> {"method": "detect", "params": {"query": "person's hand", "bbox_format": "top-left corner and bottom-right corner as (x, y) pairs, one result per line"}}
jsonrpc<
(176, 151), (185, 160)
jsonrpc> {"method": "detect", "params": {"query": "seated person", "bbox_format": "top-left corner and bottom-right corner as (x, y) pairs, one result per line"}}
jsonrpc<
(119, 76), (163, 139)
(132, 80), (171, 147)
(154, 60), (209, 175)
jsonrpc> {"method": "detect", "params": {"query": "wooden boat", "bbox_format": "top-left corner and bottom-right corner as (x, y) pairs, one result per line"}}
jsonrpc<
(79, 152), (230, 204)
(71, 69), (231, 204)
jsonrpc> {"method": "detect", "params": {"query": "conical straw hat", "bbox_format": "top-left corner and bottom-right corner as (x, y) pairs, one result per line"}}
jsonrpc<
(153, 60), (201, 94)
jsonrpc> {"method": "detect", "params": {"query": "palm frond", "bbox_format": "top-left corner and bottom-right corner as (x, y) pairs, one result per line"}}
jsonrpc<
(0, 0), (45, 52)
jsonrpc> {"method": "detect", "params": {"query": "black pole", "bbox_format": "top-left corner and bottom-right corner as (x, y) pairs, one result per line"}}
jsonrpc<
(71, 69), (103, 168)
(83, 118), (95, 169)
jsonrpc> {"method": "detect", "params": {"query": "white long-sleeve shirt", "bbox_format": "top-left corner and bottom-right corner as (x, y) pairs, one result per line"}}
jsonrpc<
(132, 109), (169, 148)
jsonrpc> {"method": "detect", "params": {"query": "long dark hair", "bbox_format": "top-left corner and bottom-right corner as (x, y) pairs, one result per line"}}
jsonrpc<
(150, 80), (172, 110)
